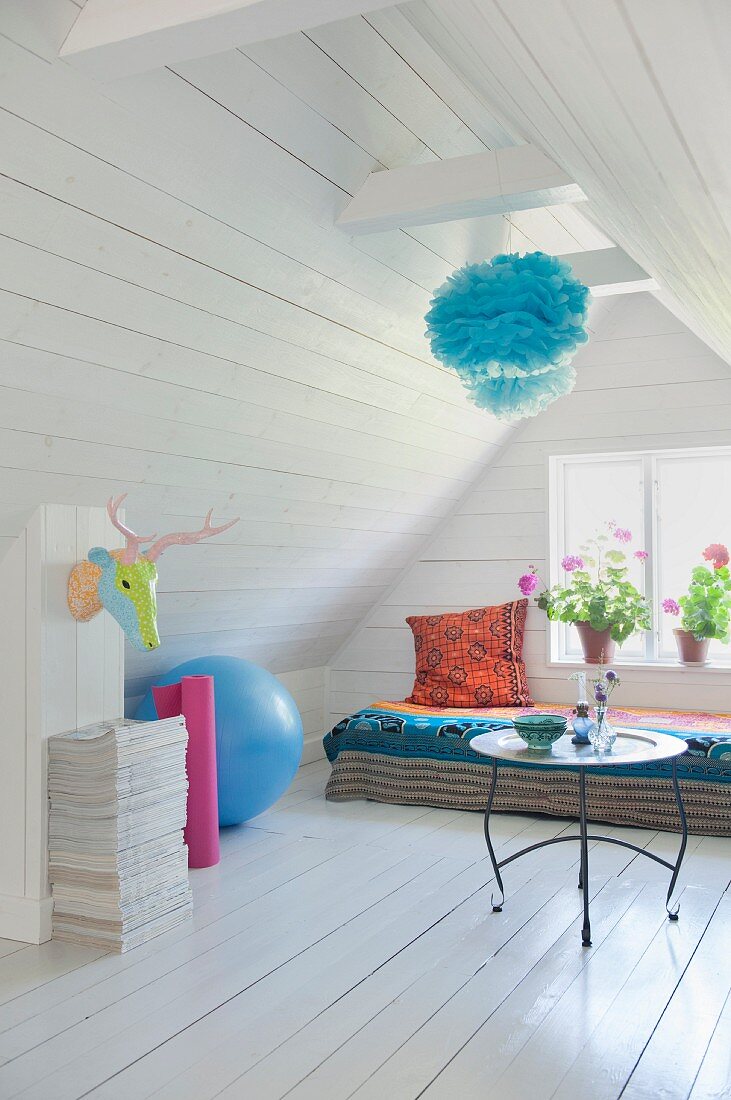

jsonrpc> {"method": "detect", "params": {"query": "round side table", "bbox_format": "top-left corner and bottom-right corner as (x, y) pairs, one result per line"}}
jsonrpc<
(470, 728), (689, 947)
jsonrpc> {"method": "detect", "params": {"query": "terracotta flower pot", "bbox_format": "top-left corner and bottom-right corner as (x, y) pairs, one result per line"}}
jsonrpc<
(673, 629), (710, 666)
(574, 621), (616, 665)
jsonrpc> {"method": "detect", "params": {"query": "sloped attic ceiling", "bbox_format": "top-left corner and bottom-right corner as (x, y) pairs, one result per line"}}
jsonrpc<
(0, 4), (609, 705)
(405, 0), (731, 366)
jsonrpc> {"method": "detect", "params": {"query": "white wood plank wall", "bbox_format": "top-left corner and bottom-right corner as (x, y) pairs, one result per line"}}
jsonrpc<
(0, 5), (532, 719)
(0, 504), (124, 943)
(330, 294), (731, 724)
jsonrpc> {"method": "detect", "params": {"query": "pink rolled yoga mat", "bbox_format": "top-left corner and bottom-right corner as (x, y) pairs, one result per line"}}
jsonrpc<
(153, 675), (220, 869)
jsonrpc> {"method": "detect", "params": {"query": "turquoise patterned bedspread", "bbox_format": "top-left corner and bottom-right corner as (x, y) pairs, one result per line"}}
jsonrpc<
(324, 703), (731, 784)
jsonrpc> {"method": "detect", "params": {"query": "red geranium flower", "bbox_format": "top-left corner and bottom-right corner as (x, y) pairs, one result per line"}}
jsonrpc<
(703, 543), (729, 570)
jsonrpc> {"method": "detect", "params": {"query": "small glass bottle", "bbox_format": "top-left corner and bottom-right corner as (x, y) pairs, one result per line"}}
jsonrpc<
(572, 701), (592, 745)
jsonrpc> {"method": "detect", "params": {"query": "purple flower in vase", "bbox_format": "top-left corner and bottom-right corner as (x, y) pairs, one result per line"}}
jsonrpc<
(518, 572), (539, 596)
(662, 598), (681, 616)
(605, 670), (617, 682)
(594, 686), (608, 704)
(561, 555), (584, 572)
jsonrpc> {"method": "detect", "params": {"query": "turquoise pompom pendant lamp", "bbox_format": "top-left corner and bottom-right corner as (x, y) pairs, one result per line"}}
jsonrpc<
(425, 251), (591, 420)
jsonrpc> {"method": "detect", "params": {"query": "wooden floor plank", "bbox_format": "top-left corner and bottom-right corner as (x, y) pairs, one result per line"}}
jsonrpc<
(688, 989), (731, 1100)
(0, 828), (304, 1038)
(0, 941), (27, 962)
(252, 878), (642, 1100)
(1, 845), (467, 1096)
(98, 821), (583, 1099)
(0, 841), (402, 1075)
(620, 896), (731, 1100)
(0, 766), (728, 1100)
(100, 818), (655, 1100)
(0, 941), (106, 1010)
(417, 883), (672, 1099)
(341, 875), (658, 1100)
(548, 886), (721, 1100)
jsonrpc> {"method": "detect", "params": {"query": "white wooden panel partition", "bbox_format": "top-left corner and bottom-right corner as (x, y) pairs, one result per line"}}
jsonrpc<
(329, 294), (731, 725)
(0, 504), (124, 943)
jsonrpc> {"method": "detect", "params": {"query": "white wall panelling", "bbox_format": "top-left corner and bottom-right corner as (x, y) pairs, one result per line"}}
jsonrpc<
(0, 504), (124, 944)
(0, 4), (523, 718)
(330, 294), (731, 723)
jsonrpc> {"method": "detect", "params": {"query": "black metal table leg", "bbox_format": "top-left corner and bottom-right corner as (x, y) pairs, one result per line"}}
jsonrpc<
(666, 756), (688, 920)
(578, 768), (592, 946)
(481, 745), (688, 947)
(483, 759), (505, 912)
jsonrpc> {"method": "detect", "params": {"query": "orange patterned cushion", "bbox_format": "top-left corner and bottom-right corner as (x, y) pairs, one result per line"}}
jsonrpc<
(405, 601), (532, 708)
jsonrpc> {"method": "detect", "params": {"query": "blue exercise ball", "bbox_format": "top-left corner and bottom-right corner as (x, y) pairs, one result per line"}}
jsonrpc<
(136, 655), (303, 826)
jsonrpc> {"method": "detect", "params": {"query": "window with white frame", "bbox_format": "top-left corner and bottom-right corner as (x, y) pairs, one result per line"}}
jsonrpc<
(549, 448), (731, 665)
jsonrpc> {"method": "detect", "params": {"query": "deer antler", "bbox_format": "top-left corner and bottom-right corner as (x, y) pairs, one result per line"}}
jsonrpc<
(144, 510), (239, 562)
(106, 495), (157, 564)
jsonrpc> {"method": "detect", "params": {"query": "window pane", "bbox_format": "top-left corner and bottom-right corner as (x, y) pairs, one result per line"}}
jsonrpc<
(559, 457), (645, 659)
(656, 453), (731, 663)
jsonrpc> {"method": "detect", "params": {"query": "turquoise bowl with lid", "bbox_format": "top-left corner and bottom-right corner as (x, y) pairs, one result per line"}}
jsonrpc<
(512, 713), (568, 750)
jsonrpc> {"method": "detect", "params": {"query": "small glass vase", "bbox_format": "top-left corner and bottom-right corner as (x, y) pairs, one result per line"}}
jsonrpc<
(588, 706), (616, 753)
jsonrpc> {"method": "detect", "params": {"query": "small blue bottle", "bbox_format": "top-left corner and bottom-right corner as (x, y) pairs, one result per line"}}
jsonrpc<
(572, 701), (592, 745)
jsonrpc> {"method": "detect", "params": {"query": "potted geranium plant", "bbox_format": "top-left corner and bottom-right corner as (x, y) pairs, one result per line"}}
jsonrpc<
(663, 543), (731, 665)
(518, 521), (652, 664)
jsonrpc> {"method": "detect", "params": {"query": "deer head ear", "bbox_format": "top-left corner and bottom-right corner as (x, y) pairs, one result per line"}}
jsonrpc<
(88, 546), (113, 567)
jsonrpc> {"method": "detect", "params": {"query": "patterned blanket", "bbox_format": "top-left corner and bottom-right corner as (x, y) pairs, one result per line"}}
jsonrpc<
(325, 700), (731, 769)
(324, 701), (731, 835)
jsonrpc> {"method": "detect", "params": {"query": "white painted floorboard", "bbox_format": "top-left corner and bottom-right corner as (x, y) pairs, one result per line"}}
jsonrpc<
(0, 761), (728, 1100)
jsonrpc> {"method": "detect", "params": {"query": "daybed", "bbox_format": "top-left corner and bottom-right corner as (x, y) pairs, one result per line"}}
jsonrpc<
(324, 701), (731, 836)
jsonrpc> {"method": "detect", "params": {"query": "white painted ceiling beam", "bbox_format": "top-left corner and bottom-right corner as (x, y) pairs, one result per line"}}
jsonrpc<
(60, 0), (400, 80)
(336, 145), (586, 235)
(562, 247), (657, 297)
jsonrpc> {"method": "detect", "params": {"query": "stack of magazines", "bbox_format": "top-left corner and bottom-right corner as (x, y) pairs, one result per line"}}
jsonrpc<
(48, 716), (193, 952)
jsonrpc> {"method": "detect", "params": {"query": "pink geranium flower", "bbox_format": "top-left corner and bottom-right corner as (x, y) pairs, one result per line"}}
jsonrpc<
(703, 543), (729, 570)
(518, 572), (539, 596)
(614, 527), (632, 543)
(561, 555), (584, 572)
(662, 598), (680, 616)
(634, 550), (648, 561)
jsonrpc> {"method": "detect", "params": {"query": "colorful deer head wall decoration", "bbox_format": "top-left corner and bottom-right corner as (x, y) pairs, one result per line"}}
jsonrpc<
(68, 496), (239, 651)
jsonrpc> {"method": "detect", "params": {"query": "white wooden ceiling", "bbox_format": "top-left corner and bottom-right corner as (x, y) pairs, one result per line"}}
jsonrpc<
(406, 0), (731, 365)
(1, 1), (722, 703)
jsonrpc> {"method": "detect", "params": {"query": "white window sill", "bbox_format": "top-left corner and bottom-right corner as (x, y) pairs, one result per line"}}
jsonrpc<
(548, 658), (731, 675)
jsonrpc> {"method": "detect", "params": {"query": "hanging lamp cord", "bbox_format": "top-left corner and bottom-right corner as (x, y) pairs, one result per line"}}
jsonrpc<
(496, 147), (513, 254)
